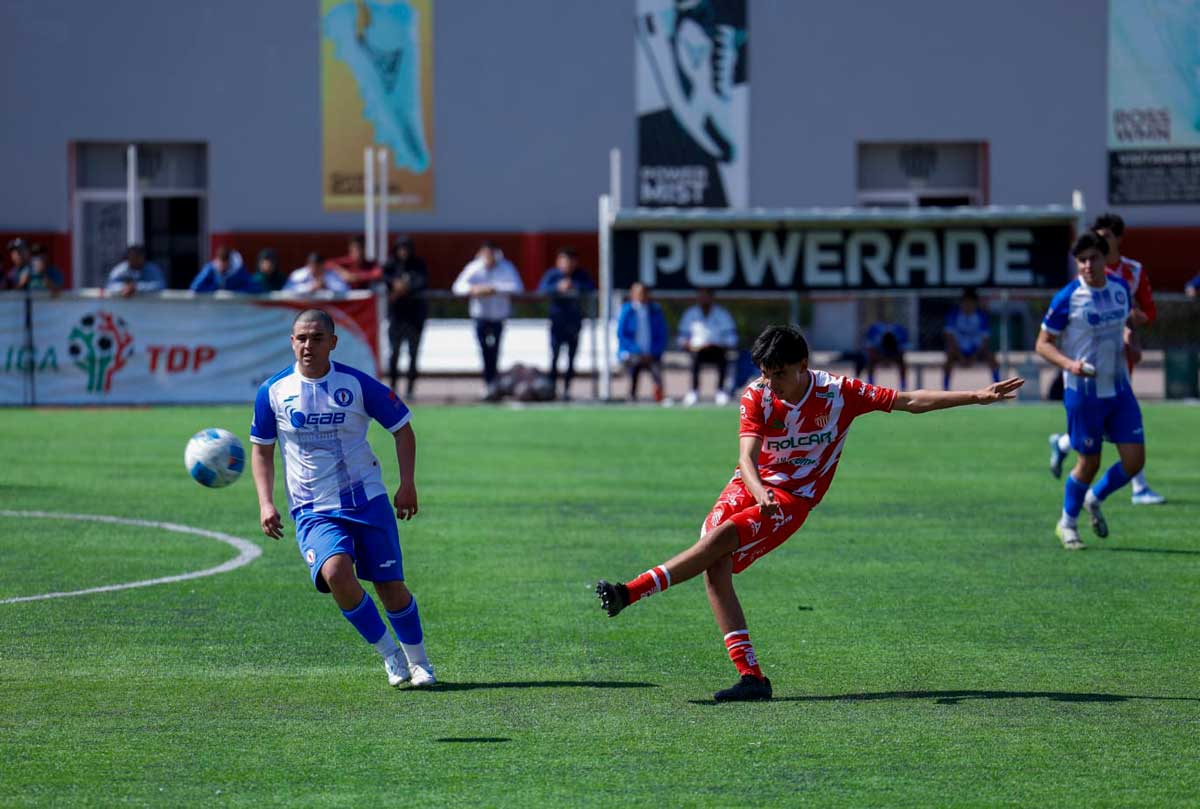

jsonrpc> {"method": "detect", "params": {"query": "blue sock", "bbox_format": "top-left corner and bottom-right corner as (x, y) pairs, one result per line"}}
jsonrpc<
(991, 368), (1000, 383)
(386, 597), (424, 645)
(1092, 462), (1133, 502)
(943, 371), (951, 390)
(342, 592), (388, 645)
(1063, 474), (1088, 519)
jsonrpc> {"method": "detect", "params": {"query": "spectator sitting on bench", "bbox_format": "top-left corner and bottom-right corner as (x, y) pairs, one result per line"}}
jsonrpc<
(943, 288), (999, 389)
(856, 320), (909, 388)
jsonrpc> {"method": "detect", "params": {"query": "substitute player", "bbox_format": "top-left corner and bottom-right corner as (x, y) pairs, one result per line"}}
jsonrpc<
(942, 288), (1000, 390)
(1049, 213), (1164, 504)
(1037, 233), (1146, 551)
(595, 325), (1023, 701)
(250, 309), (435, 688)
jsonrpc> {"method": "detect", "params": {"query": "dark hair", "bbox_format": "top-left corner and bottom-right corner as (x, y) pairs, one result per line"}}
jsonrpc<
(292, 309), (335, 334)
(257, 248), (278, 267)
(126, 244), (145, 257)
(306, 251), (324, 264)
(480, 240), (499, 250)
(751, 325), (809, 371)
(961, 287), (978, 302)
(214, 245), (231, 261)
(1091, 212), (1125, 237)
(349, 236), (365, 248)
(557, 246), (577, 259)
(29, 243), (46, 258)
(1072, 232), (1109, 258)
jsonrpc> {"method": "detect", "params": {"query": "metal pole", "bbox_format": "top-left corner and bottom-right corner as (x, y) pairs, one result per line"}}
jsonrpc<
(377, 148), (389, 263)
(364, 147), (376, 261)
(609, 147), (621, 212)
(598, 193), (613, 401)
(1071, 189), (1085, 238)
(126, 144), (139, 246)
(22, 284), (35, 406)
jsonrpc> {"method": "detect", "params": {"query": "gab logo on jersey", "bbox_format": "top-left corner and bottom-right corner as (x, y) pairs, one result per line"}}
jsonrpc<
(333, 387), (354, 406)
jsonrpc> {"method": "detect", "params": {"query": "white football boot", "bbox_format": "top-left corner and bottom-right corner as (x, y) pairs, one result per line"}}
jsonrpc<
(408, 661), (436, 688)
(1056, 520), (1085, 551)
(1131, 487), (1166, 506)
(1048, 434), (1066, 479)
(384, 649), (410, 687)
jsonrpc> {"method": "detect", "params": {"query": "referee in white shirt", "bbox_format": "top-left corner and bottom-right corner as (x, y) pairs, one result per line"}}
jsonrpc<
(678, 288), (738, 406)
(452, 241), (525, 399)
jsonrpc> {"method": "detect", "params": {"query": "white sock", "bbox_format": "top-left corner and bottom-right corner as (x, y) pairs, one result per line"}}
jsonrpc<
(1132, 471), (1148, 493)
(1084, 489), (1100, 508)
(1057, 434), (1072, 454)
(402, 641), (429, 667)
(373, 633), (399, 658)
(1060, 510), (1077, 528)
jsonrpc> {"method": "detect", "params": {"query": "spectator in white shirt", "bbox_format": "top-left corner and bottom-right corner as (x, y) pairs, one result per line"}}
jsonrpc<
(452, 241), (524, 399)
(677, 288), (738, 406)
(106, 244), (167, 297)
(284, 252), (350, 296)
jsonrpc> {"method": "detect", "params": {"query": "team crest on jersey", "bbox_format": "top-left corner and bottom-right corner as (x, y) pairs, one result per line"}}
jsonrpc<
(304, 548), (316, 566)
(333, 387), (354, 406)
(814, 413), (830, 428)
(748, 519), (762, 536)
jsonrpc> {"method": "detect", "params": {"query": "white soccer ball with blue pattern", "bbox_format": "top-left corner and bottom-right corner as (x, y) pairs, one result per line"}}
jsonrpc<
(184, 428), (245, 488)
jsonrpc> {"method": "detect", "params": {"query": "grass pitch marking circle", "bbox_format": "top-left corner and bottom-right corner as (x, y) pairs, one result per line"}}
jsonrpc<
(0, 510), (262, 605)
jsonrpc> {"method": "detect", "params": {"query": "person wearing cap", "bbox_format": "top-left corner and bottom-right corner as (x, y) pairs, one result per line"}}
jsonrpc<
(284, 253), (350, 296)
(106, 245), (166, 297)
(16, 244), (64, 294)
(4, 238), (32, 291)
(383, 236), (429, 396)
(331, 236), (384, 289)
(452, 241), (524, 399)
(189, 245), (253, 293)
(250, 248), (288, 293)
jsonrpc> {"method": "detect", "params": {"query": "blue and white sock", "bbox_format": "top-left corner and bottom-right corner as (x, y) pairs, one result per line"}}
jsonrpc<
(1131, 470), (1149, 494)
(1061, 474), (1088, 526)
(1092, 462), (1133, 502)
(387, 597), (428, 666)
(342, 592), (396, 657)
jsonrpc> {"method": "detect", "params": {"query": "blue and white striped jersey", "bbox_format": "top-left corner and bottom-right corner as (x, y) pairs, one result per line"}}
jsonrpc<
(1041, 275), (1132, 399)
(250, 361), (411, 515)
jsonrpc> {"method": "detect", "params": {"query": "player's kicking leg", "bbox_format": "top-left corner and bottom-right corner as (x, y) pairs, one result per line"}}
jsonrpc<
(319, 555), (412, 686)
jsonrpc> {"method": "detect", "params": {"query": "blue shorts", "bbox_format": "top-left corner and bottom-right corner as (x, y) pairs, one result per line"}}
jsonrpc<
(1064, 385), (1144, 455)
(955, 341), (982, 358)
(294, 495), (404, 593)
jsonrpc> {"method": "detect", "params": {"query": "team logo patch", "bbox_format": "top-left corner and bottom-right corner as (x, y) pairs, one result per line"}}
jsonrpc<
(814, 414), (830, 428)
(333, 387), (354, 406)
(304, 548), (316, 566)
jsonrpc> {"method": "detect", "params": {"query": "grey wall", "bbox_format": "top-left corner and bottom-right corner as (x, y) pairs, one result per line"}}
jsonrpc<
(1, 0), (1194, 232)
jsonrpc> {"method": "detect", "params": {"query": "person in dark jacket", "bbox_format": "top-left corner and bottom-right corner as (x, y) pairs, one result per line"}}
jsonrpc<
(383, 236), (429, 396)
(536, 246), (596, 401)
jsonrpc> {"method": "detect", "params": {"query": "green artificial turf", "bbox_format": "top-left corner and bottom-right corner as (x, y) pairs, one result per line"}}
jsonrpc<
(0, 402), (1197, 807)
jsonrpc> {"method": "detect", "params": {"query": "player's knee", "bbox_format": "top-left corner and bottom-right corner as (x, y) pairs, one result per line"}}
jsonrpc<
(701, 521), (740, 555)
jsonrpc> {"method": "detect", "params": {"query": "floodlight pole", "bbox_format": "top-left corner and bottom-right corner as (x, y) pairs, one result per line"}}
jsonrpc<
(364, 147), (376, 261)
(377, 148), (389, 262)
(599, 193), (613, 401)
(125, 144), (140, 246)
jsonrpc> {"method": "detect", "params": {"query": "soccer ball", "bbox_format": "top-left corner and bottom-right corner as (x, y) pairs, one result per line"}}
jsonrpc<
(184, 428), (245, 488)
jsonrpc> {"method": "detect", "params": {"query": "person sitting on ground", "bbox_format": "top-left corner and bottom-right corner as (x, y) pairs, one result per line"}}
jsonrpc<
(105, 244), (166, 297)
(285, 252), (350, 296)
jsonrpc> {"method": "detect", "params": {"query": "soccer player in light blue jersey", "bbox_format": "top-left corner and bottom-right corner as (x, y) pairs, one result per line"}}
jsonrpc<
(250, 309), (434, 687)
(1036, 233), (1146, 550)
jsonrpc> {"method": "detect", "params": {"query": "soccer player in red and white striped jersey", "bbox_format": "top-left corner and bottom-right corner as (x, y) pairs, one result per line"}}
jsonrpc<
(596, 325), (1023, 701)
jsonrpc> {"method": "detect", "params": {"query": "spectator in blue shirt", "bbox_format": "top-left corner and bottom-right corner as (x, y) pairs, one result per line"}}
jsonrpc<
(857, 321), (910, 388)
(106, 245), (166, 297)
(1186, 272), (1200, 299)
(537, 246), (596, 401)
(617, 282), (668, 402)
(189, 246), (252, 293)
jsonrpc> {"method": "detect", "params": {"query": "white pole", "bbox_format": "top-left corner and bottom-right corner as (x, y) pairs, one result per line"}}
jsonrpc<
(1071, 188), (1085, 238)
(126, 144), (139, 246)
(364, 147), (376, 261)
(599, 193), (613, 401)
(377, 148), (389, 263)
(609, 147), (621, 212)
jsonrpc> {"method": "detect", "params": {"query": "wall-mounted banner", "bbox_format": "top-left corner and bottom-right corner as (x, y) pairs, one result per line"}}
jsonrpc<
(0, 293), (379, 405)
(321, 0), (434, 211)
(1108, 0), (1200, 203)
(612, 225), (1073, 291)
(635, 0), (748, 208)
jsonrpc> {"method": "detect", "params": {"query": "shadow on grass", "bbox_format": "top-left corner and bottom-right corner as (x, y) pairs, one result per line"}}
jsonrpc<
(435, 737), (511, 743)
(689, 689), (1200, 706)
(1094, 547), (1200, 556)
(428, 680), (659, 692)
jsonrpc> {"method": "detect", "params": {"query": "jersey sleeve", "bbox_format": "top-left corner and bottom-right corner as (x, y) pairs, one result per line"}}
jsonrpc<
(1041, 286), (1072, 334)
(249, 384), (277, 445)
(738, 385), (766, 438)
(361, 374), (412, 432)
(841, 375), (897, 417)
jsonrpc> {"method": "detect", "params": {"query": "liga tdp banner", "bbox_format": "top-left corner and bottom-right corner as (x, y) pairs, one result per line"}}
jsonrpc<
(321, 0), (434, 211)
(1108, 0), (1200, 204)
(0, 294), (379, 405)
(635, 0), (749, 208)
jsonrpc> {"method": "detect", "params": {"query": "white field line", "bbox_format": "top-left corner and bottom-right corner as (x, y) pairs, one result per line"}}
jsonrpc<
(0, 510), (262, 605)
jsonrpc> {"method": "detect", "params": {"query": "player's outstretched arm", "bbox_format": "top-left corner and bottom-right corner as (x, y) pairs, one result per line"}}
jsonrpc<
(250, 442), (282, 539)
(892, 377), (1024, 414)
(392, 423), (418, 521)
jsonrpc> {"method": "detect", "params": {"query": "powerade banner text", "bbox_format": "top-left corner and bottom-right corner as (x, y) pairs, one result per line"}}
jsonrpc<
(612, 225), (1072, 291)
(0, 294), (379, 405)
(636, 0), (748, 208)
(321, 0), (434, 211)
(1108, 0), (1200, 203)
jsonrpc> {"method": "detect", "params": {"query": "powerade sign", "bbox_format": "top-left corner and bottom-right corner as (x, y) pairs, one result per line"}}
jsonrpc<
(612, 225), (1073, 291)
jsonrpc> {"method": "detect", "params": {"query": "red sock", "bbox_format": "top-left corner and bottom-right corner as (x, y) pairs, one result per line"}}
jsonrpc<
(724, 630), (763, 679)
(625, 565), (671, 604)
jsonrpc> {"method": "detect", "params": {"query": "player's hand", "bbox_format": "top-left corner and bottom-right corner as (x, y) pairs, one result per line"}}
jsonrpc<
(1129, 309), (1149, 327)
(757, 488), (779, 517)
(260, 504), (283, 540)
(1065, 359), (1093, 377)
(975, 376), (1024, 403)
(394, 483), (419, 521)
